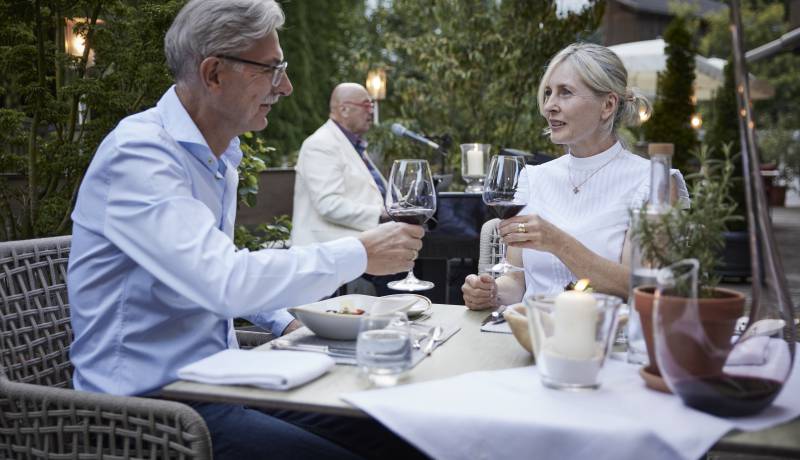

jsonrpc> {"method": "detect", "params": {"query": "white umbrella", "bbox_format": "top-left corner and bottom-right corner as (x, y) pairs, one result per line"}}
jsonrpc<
(609, 39), (774, 101)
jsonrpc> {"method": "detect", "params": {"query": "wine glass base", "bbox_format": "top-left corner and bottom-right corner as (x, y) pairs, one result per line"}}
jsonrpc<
(387, 279), (434, 292)
(490, 262), (524, 275)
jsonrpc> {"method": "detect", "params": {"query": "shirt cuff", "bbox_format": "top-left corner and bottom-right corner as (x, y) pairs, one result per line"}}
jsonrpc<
(246, 308), (296, 336)
(319, 236), (367, 286)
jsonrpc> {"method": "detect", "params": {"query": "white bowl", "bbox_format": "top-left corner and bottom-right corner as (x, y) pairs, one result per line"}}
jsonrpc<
(288, 294), (428, 340)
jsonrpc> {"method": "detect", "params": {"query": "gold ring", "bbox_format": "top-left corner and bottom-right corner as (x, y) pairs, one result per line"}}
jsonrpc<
(518, 223), (527, 233)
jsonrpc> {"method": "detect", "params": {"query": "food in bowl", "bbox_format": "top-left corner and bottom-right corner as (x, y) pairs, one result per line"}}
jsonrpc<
(326, 300), (365, 315)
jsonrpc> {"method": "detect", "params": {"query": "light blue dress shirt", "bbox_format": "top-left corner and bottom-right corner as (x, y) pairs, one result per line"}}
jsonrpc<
(68, 86), (367, 396)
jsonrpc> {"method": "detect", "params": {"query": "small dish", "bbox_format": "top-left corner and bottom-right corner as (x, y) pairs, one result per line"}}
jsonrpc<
(288, 294), (420, 340)
(383, 294), (431, 319)
(639, 365), (672, 394)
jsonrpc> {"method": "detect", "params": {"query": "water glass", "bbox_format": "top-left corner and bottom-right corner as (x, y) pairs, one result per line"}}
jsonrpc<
(356, 311), (413, 387)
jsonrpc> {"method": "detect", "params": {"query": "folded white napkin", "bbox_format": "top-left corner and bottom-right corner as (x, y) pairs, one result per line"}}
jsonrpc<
(726, 336), (771, 366)
(480, 320), (512, 334)
(177, 349), (334, 390)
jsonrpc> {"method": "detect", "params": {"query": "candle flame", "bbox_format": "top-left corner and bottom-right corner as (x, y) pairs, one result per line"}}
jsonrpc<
(574, 279), (590, 292)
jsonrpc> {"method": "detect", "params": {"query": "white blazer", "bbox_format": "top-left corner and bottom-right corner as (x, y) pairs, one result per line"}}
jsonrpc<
(291, 119), (386, 246)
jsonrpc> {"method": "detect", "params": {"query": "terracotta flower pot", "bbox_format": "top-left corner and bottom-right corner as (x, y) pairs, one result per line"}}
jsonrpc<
(633, 286), (745, 380)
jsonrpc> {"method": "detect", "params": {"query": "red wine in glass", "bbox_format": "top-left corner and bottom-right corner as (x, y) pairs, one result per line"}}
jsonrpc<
(385, 159), (437, 292)
(482, 155), (528, 274)
(387, 208), (435, 225)
(484, 192), (525, 220)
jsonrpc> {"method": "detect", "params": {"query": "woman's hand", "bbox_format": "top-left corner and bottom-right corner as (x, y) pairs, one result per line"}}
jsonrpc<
(498, 214), (565, 254)
(461, 274), (498, 310)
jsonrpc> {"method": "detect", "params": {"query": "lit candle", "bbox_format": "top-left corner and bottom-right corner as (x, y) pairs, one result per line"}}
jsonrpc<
(550, 290), (597, 360)
(466, 147), (483, 176)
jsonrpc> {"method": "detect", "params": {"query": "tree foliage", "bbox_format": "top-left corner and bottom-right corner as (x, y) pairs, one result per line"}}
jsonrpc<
(347, 0), (604, 178)
(0, 0), (183, 240)
(262, 0), (367, 164)
(643, 14), (697, 173)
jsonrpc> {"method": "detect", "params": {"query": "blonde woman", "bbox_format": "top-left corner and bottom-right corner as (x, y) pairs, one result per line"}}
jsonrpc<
(462, 42), (689, 309)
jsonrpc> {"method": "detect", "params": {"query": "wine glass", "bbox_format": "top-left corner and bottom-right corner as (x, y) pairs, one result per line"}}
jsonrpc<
(482, 155), (528, 274)
(385, 159), (437, 291)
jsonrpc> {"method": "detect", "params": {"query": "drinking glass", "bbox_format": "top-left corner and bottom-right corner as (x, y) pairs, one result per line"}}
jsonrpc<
(385, 159), (437, 291)
(356, 311), (413, 387)
(482, 155), (528, 274)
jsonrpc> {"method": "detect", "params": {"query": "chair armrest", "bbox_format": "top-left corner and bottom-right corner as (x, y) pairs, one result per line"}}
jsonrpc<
(0, 377), (212, 459)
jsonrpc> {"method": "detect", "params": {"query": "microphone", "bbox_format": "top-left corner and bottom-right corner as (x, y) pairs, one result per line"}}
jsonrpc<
(391, 123), (440, 150)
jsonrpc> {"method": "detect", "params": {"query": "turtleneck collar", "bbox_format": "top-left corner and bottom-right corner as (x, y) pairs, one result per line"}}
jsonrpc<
(568, 141), (623, 171)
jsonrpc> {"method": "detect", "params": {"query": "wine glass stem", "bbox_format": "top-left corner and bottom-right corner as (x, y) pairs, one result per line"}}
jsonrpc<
(499, 240), (509, 266)
(402, 268), (418, 282)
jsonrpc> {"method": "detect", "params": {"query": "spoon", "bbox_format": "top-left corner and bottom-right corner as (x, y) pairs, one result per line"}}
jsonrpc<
(423, 326), (444, 355)
(412, 327), (434, 349)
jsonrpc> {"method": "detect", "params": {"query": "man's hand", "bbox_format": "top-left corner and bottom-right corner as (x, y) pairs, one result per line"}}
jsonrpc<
(461, 274), (498, 310)
(358, 222), (424, 276)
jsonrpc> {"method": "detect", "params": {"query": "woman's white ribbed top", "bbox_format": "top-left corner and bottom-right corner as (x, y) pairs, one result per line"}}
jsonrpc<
(519, 142), (688, 298)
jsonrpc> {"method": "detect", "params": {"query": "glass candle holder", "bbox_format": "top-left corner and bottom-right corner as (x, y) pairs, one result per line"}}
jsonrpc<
(460, 143), (491, 193)
(525, 292), (623, 390)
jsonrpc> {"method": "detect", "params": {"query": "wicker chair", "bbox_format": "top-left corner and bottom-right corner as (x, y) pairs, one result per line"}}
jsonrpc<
(478, 218), (502, 273)
(0, 236), (213, 459)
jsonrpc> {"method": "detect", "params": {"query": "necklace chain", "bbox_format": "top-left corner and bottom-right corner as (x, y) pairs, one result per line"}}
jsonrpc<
(567, 147), (622, 194)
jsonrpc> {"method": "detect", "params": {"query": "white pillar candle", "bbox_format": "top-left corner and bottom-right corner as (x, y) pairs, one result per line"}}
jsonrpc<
(551, 291), (598, 360)
(466, 148), (483, 176)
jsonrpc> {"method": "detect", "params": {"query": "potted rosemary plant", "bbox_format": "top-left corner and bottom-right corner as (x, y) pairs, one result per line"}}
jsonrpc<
(631, 144), (746, 382)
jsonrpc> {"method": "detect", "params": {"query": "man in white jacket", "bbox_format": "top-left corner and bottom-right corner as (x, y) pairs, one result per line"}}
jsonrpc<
(292, 83), (396, 295)
(292, 83), (388, 247)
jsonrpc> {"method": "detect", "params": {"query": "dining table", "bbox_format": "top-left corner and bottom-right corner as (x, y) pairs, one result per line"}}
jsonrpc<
(161, 303), (800, 458)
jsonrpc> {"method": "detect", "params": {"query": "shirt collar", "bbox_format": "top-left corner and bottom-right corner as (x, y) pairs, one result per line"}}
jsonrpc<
(157, 85), (243, 171)
(332, 119), (368, 151)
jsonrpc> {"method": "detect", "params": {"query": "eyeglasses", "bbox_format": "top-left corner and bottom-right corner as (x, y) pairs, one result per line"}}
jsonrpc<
(341, 100), (374, 111)
(216, 54), (288, 87)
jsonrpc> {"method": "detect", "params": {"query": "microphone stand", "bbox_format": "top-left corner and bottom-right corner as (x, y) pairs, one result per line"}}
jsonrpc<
(428, 133), (453, 192)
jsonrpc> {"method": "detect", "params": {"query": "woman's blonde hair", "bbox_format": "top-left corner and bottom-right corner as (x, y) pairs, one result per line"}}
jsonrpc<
(537, 42), (651, 136)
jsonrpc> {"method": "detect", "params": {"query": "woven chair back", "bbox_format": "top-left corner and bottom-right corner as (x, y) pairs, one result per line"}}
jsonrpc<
(0, 236), (73, 388)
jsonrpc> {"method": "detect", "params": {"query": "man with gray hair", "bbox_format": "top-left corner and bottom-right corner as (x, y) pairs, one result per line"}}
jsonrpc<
(67, 0), (423, 458)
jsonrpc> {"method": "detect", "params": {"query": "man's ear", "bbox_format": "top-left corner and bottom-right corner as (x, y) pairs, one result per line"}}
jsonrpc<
(601, 92), (619, 122)
(199, 57), (224, 92)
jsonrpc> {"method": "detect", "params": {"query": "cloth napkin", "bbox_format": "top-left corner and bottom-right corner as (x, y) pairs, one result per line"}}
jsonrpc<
(177, 349), (334, 390)
(480, 320), (512, 334)
(343, 353), (800, 460)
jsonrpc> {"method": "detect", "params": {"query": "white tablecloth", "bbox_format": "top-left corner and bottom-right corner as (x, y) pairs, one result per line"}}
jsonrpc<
(343, 353), (800, 460)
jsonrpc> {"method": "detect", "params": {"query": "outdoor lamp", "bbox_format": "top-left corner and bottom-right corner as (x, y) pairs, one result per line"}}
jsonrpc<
(65, 18), (101, 65)
(691, 114), (703, 129)
(366, 69), (386, 125)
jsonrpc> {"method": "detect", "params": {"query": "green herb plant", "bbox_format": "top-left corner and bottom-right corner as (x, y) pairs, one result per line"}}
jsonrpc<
(632, 144), (741, 298)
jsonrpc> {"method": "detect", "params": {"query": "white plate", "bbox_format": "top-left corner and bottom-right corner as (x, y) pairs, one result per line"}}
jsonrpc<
(383, 294), (431, 318)
(288, 294), (422, 340)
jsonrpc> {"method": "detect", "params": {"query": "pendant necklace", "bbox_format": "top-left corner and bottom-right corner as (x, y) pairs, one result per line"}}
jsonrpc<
(568, 146), (622, 194)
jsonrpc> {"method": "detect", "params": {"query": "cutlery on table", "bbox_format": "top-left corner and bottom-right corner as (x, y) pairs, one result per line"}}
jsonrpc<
(412, 327), (434, 349)
(270, 340), (355, 357)
(481, 305), (508, 326)
(422, 326), (444, 355)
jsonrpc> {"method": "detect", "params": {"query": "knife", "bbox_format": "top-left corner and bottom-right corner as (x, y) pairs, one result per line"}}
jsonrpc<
(270, 340), (356, 357)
